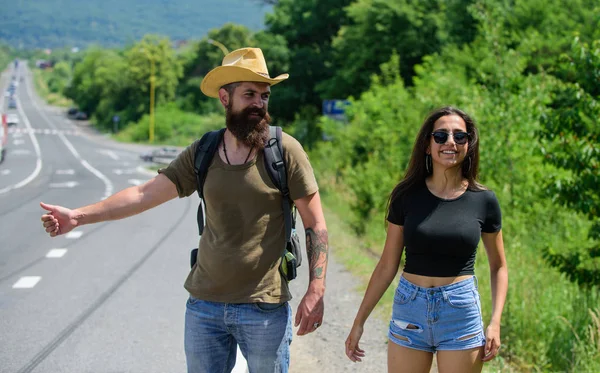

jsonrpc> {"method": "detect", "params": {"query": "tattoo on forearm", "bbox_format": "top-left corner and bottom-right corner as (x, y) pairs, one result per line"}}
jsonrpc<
(305, 228), (329, 280)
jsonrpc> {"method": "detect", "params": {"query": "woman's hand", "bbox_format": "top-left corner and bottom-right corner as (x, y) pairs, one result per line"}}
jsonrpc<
(345, 323), (366, 362)
(482, 323), (501, 362)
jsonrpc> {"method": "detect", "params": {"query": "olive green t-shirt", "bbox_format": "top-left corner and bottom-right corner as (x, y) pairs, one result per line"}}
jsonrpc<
(159, 131), (318, 303)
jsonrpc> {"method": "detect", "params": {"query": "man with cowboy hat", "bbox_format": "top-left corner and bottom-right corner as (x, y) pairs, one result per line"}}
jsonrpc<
(39, 47), (329, 373)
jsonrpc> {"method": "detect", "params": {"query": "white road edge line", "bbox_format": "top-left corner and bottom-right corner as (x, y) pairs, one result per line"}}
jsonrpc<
(24, 71), (114, 200)
(0, 91), (44, 195)
(12, 276), (42, 289)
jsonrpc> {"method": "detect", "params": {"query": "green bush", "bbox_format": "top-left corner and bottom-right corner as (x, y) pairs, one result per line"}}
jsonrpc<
(115, 102), (224, 146)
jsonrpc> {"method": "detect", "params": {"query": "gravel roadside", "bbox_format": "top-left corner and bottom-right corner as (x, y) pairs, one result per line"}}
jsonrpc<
(288, 224), (438, 373)
(288, 248), (390, 373)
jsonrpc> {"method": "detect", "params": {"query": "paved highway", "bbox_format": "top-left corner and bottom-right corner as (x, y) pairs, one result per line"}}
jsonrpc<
(0, 63), (213, 373)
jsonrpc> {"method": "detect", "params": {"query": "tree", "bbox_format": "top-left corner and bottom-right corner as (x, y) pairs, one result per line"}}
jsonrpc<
(321, 0), (478, 100)
(65, 48), (125, 116)
(66, 35), (183, 132)
(123, 35), (183, 120)
(263, 0), (354, 122)
(540, 38), (600, 288)
(47, 61), (71, 94)
(177, 23), (255, 113)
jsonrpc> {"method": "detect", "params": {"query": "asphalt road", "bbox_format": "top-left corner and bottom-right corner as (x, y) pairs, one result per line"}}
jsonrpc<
(0, 63), (396, 373)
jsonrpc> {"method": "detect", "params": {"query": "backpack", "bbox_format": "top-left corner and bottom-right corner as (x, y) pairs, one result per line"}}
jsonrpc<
(190, 126), (302, 281)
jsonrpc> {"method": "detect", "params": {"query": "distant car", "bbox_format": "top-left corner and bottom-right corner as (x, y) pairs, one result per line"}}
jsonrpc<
(67, 107), (79, 116)
(67, 108), (88, 120)
(0, 120), (7, 163)
(7, 98), (16, 109)
(6, 114), (18, 126)
(73, 111), (88, 120)
(140, 147), (180, 163)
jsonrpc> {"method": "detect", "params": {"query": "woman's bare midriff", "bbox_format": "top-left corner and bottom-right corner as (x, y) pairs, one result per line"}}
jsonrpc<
(402, 272), (473, 288)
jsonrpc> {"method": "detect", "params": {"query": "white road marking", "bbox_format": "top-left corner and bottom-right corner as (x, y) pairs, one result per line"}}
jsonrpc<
(56, 169), (75, 175)
(8, 127), (80, 136)
(66, 231), (83, 239)
(46, 249), (68, 258)
(1, 170), (10, 175)
(114, 168), (137, 175)
(12, 276), (42, 289)
(49, 181), (79, 188)
(136, 166), (157, 177)
(13, 139), (24, 145)
(128, 179), (144, 186)
(9, 149), (31, 155)
(0, 93), (43, 195)
(97, 149), (120, 160)
(25, 79), (114, 200)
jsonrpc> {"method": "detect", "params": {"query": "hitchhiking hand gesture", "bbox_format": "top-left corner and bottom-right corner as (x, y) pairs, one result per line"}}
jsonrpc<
(40, 202), (80, 237)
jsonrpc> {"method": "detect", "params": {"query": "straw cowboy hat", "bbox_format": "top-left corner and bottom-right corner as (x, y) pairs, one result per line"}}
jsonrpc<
(200, 47), (289, 98)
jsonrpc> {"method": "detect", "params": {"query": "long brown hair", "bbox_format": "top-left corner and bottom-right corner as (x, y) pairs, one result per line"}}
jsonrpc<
(387, 106), (486, 213)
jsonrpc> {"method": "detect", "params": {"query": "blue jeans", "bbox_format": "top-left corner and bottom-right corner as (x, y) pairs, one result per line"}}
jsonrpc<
(388, 276), (486, 352)
(185, 297), (292, 373)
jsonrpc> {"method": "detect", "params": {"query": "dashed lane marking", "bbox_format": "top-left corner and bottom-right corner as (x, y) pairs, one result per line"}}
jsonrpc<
(46, 249), (68, 258)
(65, 231), (83, 239)
(8, 127), (81, 136)
(12, 276), (42, 289)
(48, 181), (79, 188)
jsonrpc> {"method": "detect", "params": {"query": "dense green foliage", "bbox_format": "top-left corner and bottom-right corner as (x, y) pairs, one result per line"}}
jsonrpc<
(115, 103), (223, 145)
(0, 0), (270, 48)
(64, 35), (183, 130)
(0, 43), (14, 70)
(26, 0), (600, 370)
(540, 38), (600, 288)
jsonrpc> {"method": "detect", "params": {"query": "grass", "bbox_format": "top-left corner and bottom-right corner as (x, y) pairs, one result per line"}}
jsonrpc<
(32, 69), (72, 107)
(316, 170), (397, 320)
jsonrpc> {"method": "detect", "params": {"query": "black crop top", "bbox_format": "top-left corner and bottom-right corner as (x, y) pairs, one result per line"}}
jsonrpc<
(387, 182), (502, 277)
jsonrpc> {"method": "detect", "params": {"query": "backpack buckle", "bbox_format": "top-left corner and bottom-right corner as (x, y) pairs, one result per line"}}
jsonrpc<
(272, 160), (284, 170)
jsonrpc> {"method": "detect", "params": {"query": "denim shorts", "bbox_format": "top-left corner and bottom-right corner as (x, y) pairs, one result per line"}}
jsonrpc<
(388, 276), (485, 353)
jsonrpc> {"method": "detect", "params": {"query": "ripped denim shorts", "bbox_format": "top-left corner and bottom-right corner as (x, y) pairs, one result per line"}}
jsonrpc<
(388, 275), (485, 353)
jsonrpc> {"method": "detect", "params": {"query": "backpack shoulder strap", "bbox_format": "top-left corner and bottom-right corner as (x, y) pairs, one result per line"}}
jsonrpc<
(264, 126), (293, 243)
(194, 128), (225, 235)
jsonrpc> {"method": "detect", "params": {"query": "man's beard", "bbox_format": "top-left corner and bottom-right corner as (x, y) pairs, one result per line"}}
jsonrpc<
(225, 105), (271, 149)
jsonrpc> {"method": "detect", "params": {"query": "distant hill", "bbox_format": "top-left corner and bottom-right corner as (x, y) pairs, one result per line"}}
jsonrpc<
(1, 0), (271, 49)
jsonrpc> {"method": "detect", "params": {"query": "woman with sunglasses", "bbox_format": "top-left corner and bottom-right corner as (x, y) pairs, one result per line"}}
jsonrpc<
(345, 106), (508, 372)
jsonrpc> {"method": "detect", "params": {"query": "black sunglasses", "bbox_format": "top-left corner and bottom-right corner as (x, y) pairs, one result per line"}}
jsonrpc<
(431, 131), (469, 145)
